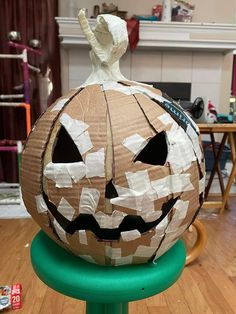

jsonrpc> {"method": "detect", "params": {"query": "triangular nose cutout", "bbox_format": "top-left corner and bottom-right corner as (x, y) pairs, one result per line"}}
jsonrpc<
(134, 131), (167, 165)
(52, 126), (83, 163)
(105, 179), (118, 199)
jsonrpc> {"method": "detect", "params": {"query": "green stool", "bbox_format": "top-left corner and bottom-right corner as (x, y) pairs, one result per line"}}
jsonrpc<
(31, 231), (186, 314)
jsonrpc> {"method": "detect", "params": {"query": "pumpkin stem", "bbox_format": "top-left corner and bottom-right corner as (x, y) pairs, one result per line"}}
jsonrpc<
(78, 9), (128, 85)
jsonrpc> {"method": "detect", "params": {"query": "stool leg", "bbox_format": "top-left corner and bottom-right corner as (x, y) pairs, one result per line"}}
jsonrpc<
(86, 302), (104, 314)
(105, 302), (128, 314)
(86, 302), (129, 314)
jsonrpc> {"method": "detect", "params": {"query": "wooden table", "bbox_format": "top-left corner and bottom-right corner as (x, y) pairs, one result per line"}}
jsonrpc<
(199, 123), (236, 214)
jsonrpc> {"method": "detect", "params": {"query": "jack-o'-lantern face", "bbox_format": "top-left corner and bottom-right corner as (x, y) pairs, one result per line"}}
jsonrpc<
(21, 81), (205, 265)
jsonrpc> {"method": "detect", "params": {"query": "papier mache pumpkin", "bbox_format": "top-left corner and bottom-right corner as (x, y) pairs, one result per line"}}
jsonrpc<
(21, 9), (205, 266)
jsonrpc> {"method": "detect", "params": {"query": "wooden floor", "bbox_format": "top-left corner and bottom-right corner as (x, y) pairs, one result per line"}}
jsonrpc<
(1, 204), (236, 314)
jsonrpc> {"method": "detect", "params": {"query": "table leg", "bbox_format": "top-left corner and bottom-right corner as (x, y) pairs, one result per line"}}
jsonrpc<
(205, 133), (227, 200)
(86, 302), (129, 314)
(220, 157), (236, 214)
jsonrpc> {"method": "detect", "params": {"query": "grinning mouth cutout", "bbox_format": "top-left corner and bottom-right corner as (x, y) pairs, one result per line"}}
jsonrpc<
(43, 192), (178, 241)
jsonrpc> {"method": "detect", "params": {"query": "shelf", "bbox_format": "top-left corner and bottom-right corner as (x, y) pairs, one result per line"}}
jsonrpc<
(55, 17), (236, 51)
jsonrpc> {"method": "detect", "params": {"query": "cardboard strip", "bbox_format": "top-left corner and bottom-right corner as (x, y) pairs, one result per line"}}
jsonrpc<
(51, 98), (70, 112)
(35, 195), (48, 213)
(85, 148), (105, 178)
(120, 229), (141, 241)
(122, 133), (147, 154)
(151, 174), (194, 198)
(57, 197), (76, 221)
(79, 187), (100, 214)
(94, 210), (127, 228)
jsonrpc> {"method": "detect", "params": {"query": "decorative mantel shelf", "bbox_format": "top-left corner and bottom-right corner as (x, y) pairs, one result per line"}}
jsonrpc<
(55, 17), (236, 51)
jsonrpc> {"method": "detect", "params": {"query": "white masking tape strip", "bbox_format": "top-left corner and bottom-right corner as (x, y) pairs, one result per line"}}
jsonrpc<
(166, 123), (196, 173)
(99, 15), (128, 45)
(151, 174), (194, 198)
(53, 219), (69, 244)
(134, 245), (157, 258)
(105, 246), (121, 259)
(120, 229), (141, 241)
(166, 200), (189, 232)
(57, 197), (76, 221)
(60, 113), (89, 138)
(126, 170), (152, 193)
(102, 82), (168, 105)
(155, 216), (169, 234)
(166, 223), (188, 239)
(186, 124), (202, 162)
(102, 82), (132, 94)
(158, 113), (174, 125)
(51, 98), (70, 112)
(67, 162), (86, 182)
(35, 195), (48, 213)
(199, 176), (205, 194)
(78, 230), (88, 245)
(44, 162), (86, 188)
(60, 113), (93, 155)
(150, 233), (164, 247)
(79, 187), (100, 214)
(79, 255), (96, 264)
(85, 148), (105, 178)
(122, 134), (147, 154)
(111, 185), (148, 212)
(153, 240), (177, 262)
(114, 255), (133, 266)
(94, 210), (127, 228)
(141, 210), (162, 223)
(74, 131), (93, 155)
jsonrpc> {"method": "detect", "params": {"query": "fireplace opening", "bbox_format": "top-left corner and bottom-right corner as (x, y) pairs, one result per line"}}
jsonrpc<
(143, 82), (191, 102)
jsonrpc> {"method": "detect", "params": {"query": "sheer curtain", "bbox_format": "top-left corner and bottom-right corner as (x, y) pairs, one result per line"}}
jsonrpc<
(0, 0), (61, 182)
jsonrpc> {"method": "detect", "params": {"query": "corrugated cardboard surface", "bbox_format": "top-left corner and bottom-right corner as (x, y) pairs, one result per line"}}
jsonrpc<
(21, 81), (204, 265)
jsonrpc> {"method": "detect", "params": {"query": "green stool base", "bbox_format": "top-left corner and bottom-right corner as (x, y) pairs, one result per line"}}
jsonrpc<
(31, 231), (186, 314)
(86, 302), (128, 314)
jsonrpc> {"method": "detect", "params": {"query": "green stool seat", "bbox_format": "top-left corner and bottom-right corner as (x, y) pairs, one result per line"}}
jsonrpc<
(31, 231), (186, 314)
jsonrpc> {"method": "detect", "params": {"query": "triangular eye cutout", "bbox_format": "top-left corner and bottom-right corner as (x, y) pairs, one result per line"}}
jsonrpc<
(134, 131), (167, 166)
(105, 179), (118, 199)
(52, 126), (83, 163)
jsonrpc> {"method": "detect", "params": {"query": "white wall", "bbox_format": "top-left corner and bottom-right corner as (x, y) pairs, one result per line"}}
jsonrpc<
(59, 0), (236, 23)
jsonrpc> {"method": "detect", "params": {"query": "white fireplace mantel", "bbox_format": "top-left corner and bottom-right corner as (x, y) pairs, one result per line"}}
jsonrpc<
(55, 17), (236, 51)
(56, 17), (236, 115)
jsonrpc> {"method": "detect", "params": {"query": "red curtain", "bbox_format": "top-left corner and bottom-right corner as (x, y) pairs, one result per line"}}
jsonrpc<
(232, 55), (236, 96)
(0, 0), (61, 182)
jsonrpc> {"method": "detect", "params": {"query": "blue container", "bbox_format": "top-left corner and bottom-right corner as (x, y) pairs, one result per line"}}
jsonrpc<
(202, 141), (231, 172)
